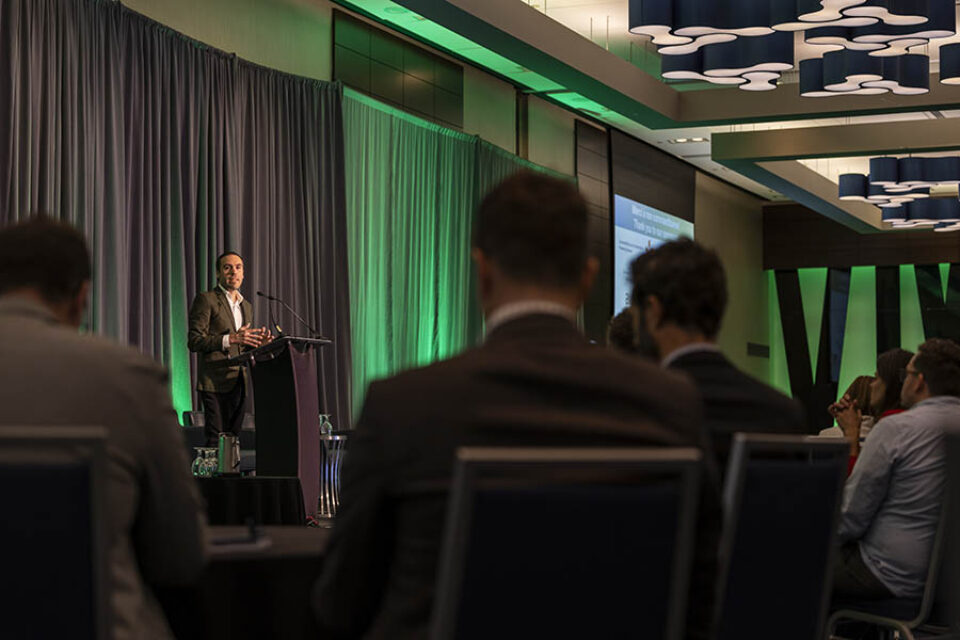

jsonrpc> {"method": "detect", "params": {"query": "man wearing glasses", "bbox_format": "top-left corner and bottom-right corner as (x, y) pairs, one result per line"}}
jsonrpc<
(832, 338), (960, 600)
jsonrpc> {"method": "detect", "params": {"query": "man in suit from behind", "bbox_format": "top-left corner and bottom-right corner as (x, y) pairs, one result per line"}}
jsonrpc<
(312, 171), (718, 640)
(0, 217), (206, 639)
(188, 251), (270, 445)
(629, 238), (806, 473)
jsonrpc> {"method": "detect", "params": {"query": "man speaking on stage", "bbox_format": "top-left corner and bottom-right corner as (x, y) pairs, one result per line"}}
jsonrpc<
(188, 251), (271, 445)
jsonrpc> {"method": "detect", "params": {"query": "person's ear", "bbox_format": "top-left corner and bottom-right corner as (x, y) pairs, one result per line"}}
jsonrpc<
(472, 248), (492, 299)
(644, 294), (663, 332)
(67, 280), (91, 329)
(579, 257), (599, 300)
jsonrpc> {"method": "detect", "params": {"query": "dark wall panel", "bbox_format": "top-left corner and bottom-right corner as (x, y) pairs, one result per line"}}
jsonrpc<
(915, 264), (960, 342)
(610, 130), (695, 223)
(333, 10), (463, 129)
(775, 269), (850, 432)
(765, 203), (960, 269)
(876, 266), (900, 354)
(577, 121), (612, 344)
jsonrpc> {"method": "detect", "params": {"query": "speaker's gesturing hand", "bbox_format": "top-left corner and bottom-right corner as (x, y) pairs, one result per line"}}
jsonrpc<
(229, 323), (263, 348)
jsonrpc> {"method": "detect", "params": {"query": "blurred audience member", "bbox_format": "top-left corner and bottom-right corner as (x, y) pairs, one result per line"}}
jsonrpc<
(834, 338), (960, 599)
(822, 375), (875, 441)
(0, 217), (206, 639)
(606, 307), (640, 354)
(630, 237), (806, 472)
(829, 349), (913, 460)
(313, 172), (716, 640)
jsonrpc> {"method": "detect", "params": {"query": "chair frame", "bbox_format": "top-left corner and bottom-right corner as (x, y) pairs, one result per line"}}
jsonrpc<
(430, 446), (703, 640)
(826, 499), (953, 640)
(0, 426), (110, 640)
(716, 434), (850, 640)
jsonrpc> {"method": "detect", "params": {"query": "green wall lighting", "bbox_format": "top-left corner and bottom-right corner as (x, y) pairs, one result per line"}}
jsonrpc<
(336, 0), (562, 92)
(939, 262), (950, 302)
(837, 266), (877, 402)
(768, 270), (792, 396)
(797, 268), (828, 376)
(900, 264), (926, 351)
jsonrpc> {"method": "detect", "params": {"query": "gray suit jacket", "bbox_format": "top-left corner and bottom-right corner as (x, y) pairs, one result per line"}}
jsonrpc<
(187, 288), (253, 392)
(0, 297), (206, 640)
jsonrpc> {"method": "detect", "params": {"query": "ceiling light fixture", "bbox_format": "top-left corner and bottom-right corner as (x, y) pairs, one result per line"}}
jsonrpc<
(628, 0), (955, 93)
(840, 155), (960, 231)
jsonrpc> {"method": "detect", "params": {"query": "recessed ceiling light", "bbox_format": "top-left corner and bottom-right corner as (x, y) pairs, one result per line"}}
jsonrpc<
(668, 137), (708, 144)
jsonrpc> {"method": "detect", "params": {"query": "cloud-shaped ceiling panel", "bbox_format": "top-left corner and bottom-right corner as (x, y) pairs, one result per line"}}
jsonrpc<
(629, 0), (935, 54)
(660, 32), (794, 90)
(630, 0), (953, 91)
(839, 156), (960, 231)
(803, 0), (954, 55)
(799, 50), (929, 95)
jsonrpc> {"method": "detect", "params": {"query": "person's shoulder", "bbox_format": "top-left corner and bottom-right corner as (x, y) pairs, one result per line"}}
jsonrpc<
(194, 289), (219, 302)
(365, 348), (479, 399)
(52, 328), (167, 382)
(674, 351), (803, 415)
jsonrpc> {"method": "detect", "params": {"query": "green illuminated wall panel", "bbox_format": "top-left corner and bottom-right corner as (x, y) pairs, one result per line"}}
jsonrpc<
(768, 270), (792, 396)
(797, 268), (828, 377)
(836, 266), (876, 401)
(900, 265), (926, 352)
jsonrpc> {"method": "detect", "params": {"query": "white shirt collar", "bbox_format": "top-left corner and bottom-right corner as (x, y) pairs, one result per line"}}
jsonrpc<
(218, 284), (243, 305)
(661, 342), (721, 368)
(484, 300), (577, 337)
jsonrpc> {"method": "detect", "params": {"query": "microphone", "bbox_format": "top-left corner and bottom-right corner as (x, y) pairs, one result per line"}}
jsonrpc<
(256, 291), (326, 339)
(256, 291), (284, 338)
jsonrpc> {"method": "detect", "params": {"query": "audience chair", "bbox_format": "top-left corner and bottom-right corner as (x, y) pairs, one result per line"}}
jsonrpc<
(430, 447), (703, 640)
(827, 434), (959, 640)
(714, 434), (849, 640)
(0, 426), (109, 640)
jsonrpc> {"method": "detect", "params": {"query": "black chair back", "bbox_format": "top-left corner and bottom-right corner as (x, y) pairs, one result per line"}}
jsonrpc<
(0, 426), (108, 640)
(431, 447), (702, 640)
(715, 434), (849, 640)
(942, 430), (960, 632)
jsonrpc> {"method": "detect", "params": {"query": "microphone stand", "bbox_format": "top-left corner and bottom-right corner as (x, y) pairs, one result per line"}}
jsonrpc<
(256, 291), (327, 340)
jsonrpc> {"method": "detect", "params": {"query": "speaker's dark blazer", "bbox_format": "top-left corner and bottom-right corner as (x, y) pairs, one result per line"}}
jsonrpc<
(312, 313), (719, 640)
(187, 288), (253, 392)
(667, 348), (807, 473)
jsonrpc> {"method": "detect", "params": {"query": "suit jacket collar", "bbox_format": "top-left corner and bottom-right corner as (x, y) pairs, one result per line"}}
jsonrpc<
(213, 287), (248, 331)
(0, 296), (61, 325)
(667, 346), (729, 369)
(483, 313), (585, 348)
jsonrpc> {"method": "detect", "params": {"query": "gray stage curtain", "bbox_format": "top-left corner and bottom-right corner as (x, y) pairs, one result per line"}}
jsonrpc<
(0, 0), (353, 426)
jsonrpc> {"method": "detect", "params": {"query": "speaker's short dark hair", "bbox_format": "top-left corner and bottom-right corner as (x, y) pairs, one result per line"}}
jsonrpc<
(913, 338), (960, 398)
(473, 170), (589, 288)
(630, 238), (727, 339)
(216, 251), (243, 270)
(0, 216), (91, 303)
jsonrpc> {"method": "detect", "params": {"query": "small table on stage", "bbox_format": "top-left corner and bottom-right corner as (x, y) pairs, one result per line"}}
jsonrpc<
(223, 336), (331, 517)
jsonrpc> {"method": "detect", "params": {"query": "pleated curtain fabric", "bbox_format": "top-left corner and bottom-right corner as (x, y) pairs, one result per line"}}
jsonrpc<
(0, 0), (353, 427)
(343, 90), (570, 412)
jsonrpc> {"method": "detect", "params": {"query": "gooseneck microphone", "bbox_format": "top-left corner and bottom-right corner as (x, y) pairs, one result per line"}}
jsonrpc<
(257, 291), (284, 339)
(256, 291), (326, 339)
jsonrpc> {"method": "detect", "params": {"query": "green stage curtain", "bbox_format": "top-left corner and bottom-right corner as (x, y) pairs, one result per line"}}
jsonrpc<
(343, 90), (569, 412)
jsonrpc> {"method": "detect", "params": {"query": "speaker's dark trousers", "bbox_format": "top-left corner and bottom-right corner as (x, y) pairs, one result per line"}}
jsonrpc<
(200, 378), (246, 446)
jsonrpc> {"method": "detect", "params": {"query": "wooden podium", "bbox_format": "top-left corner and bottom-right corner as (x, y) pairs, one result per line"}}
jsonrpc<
(225, 336), (330, 517)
